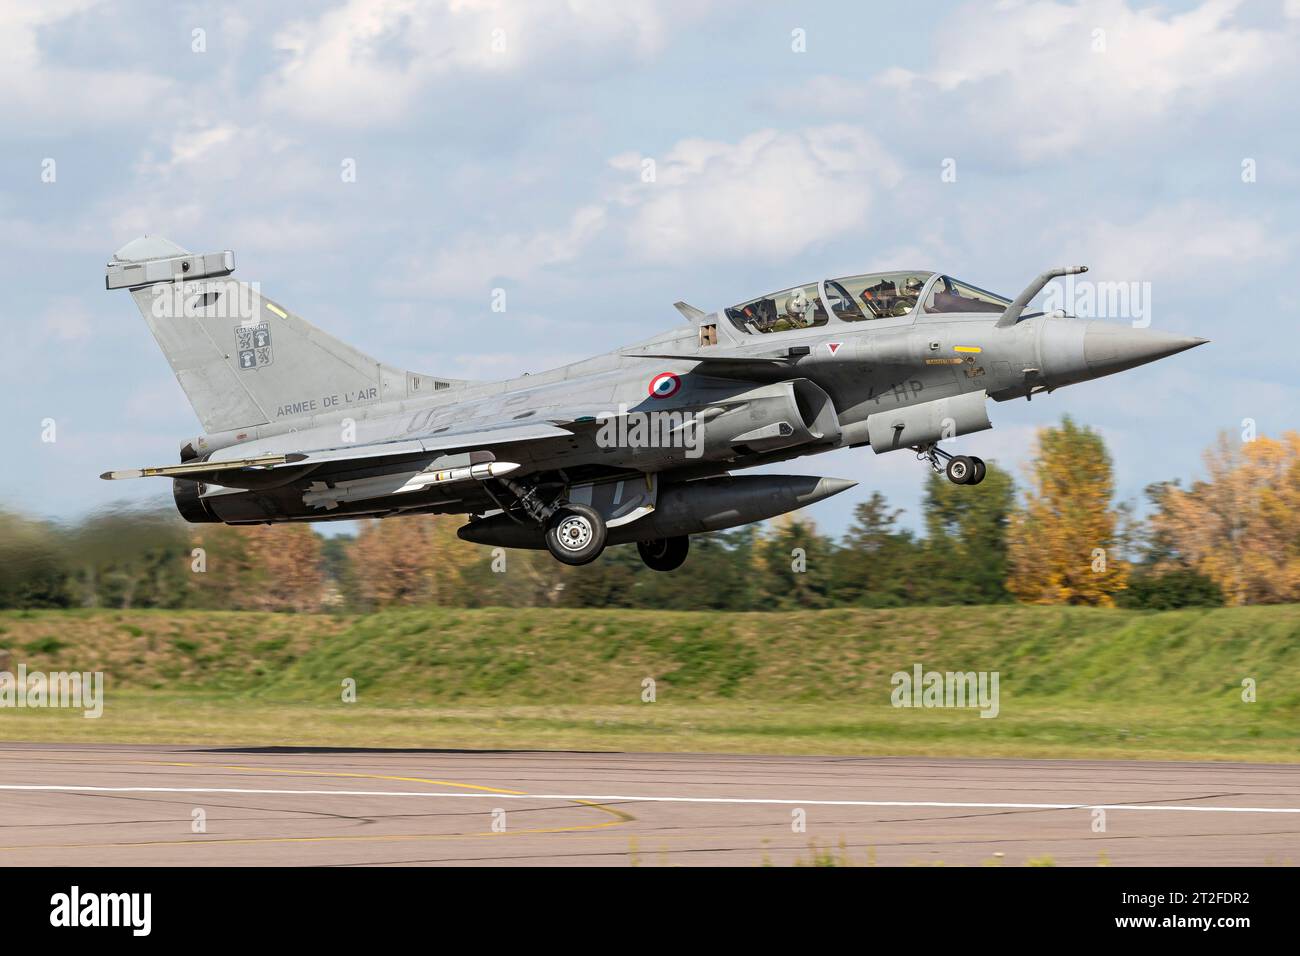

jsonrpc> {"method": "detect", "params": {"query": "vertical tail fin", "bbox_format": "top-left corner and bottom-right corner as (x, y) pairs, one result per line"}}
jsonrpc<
(107, 236), (464, 434)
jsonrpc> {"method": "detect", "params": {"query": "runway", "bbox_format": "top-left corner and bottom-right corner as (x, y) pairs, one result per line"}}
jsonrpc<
(1, 743), (1297, 866)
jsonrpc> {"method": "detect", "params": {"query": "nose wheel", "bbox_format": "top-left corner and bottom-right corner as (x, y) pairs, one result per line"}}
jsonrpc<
(945, 455), (986, 485)
(915, 444), (987, 485)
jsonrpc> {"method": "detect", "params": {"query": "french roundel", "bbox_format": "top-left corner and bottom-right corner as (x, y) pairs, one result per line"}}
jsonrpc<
(648, 371), (681, 399)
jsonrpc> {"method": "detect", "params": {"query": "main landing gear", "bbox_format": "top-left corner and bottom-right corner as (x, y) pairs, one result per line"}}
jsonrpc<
(499, 478), (608, 565)
(545, 504), (607, 565)
(914, 443), (987, 486)
(637, 536), (690, 572)
(489, 477), (691, 569)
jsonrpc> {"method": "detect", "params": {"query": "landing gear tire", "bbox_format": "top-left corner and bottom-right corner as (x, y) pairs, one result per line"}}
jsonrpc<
(544, 504), (607, 565)
(969, 457), (987, 485)
(946, 455), (975, 485)
(637, 536), (690, 572)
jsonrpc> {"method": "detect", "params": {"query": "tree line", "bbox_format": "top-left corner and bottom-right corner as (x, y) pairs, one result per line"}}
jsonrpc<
(2, 420), (1295, 613)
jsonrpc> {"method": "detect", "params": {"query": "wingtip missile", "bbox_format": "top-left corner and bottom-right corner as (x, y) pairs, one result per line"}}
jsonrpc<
(99, 453), (307, 480)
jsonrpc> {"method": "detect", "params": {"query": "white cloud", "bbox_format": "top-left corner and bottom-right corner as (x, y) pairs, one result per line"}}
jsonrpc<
(1078, 201), (1286, 281)
(382, 203), (608, 297)
(773, 0), (1296, 164)
(44, 299), (93, 342)
(612, 126), (902, 265)
(261, 0), (728, 127)
(0, 2), (173, 132)
(377, 123), (904, 287)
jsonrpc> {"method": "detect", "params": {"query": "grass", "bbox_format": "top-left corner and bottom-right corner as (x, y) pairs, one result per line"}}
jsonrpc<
(0, 604), (1297, 761)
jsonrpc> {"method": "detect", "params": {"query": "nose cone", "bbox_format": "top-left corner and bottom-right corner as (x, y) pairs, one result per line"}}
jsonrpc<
(1083, 324), (1208, 376)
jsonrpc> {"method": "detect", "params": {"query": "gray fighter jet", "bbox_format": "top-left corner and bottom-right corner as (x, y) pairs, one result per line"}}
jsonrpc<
(102, 237), (1205, 570)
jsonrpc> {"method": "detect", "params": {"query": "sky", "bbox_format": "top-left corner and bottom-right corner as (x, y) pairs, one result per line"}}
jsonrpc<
(2, 0), (1297, 537)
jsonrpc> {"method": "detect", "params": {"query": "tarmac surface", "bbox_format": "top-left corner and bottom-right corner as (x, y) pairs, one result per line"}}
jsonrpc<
(0, 743), (1297, 866)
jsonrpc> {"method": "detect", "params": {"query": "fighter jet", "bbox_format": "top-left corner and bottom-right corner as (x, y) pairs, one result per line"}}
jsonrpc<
(102, 237), (1205, 571)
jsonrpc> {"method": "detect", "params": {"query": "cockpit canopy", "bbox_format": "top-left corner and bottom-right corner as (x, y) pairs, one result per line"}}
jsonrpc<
(724, 272), (1010, 334)
(922, 275), (1010, 314)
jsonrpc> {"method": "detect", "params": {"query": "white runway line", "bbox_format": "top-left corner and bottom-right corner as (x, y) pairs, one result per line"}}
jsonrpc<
(1, 784), (1298, 814)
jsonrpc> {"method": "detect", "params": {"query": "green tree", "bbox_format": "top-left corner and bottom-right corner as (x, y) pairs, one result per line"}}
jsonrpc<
(755, 515), (836, 609)
(0, 510), (69, 608)
(636, 527), (762, 611)
(831, 493), (921, 606)
(558, 544), (644, 608)
(63, 508), (191, 609)
(918, 461), (1014, 604)
(1118, 568), (1223, 609)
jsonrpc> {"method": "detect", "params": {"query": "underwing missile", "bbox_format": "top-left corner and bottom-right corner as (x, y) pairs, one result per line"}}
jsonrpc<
(304, 461), (521, 510)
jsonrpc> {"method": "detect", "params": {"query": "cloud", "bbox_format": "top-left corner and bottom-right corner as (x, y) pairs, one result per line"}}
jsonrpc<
(377, 123), (904, 289)
(382, 203), (608, 297)
(260, 0), (728, 127)
(771, 0), (1296, 164)
(9, 296), (100, 392)
(0, 2), (173, 133)
(611, 126), (902, 265)
(1078, 201), (1286, 281)
(42, 297), (93, 342)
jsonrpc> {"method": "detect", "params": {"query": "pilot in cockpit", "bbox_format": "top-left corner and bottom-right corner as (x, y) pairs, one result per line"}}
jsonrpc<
(861, 276), (925, 317)
(786, 287), (812, 326)
(899, 275), (925, 308)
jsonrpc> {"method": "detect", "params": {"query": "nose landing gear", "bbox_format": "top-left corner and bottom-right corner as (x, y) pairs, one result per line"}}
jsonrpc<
(915, 443), (986, 485)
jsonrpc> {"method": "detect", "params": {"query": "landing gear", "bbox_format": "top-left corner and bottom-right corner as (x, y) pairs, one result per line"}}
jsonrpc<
(496, 477), (609, 565)
(637, 536), (690, 572)
(915, 444), (987, 485)
(945, 455), (974, 484)
(544, 503), (607, 565)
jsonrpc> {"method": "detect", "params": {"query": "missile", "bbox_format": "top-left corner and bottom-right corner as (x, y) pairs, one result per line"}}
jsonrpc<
(304, 461), (520, 510)
(457, 473), (856, 548)
(101, 453), (306, 481)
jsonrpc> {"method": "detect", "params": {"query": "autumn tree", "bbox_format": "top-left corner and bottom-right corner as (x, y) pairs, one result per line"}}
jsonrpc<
(1150, 431), (1300, 605)
(189, 523), (326, 612)
(1117, 481), (1223, 609)
(1006, 417), (1128, 606)
(348, 513), (482, 608)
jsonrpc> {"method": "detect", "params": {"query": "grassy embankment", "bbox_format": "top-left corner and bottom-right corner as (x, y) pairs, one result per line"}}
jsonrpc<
(1, 605), (1297, 761)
